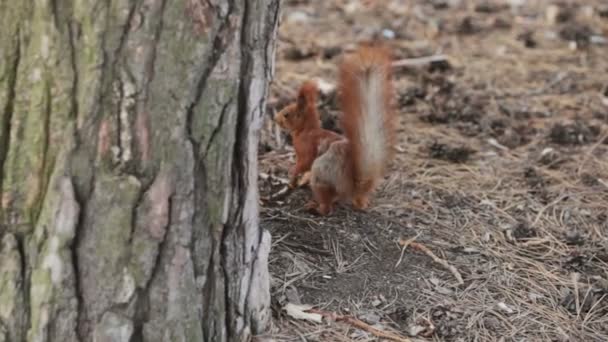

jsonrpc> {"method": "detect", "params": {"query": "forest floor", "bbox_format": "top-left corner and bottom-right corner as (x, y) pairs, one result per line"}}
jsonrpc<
(257, 1), (608, 341)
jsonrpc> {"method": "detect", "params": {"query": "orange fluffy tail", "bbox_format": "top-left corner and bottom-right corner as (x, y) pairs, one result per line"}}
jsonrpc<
(339, 45), (394, 187)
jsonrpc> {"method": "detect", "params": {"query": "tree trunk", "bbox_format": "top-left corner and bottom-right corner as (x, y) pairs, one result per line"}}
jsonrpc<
(0, 0), (279, 341)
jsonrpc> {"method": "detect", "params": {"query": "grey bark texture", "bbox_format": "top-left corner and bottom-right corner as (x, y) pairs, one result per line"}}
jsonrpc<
(0, 0), (280, 341)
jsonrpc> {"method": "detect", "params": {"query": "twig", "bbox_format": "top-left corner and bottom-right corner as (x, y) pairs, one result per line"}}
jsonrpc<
(409, 242), (465, 285)
(519, 236), (552, 247)
(392, 55), (449, 68)
(306, 308), (412, 342)
(259, 172), (290, 185)
(572, 272), (581, 320)
(281, 240), (333, 257)
(260, 185), (292, 202)
(395, 234), (421, 268)
(259, 172), (299, 201)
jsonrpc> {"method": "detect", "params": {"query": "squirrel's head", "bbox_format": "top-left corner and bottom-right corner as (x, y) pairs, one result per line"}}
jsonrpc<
(274, 80), (319, 132)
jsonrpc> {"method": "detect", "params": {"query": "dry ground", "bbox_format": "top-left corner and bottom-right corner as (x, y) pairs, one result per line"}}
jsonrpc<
(257, 1), (608, 341)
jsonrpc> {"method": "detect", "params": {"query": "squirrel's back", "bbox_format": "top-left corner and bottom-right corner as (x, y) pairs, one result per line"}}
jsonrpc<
(338, 45), (394, 184)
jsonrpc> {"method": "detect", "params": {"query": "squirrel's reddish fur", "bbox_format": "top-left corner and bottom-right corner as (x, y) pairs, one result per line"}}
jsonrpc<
(276, 45), (394, 215)
(274, 80), (343, 188)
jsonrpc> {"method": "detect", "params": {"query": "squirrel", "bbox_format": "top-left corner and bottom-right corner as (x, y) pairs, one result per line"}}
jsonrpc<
(276, 44), (395, 215)
(274, 80), (344, 188)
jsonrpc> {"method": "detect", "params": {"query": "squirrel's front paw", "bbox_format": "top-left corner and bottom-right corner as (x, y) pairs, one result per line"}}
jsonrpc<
(352, 196), (370, 210)
(297, 172), (311, 187)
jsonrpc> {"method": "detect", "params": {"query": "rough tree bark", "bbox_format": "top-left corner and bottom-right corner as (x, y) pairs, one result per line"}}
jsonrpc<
(0, 0), (280, 341)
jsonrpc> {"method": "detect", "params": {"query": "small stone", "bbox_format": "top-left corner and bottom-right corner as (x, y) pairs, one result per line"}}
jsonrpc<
(382, 29), (396, 39)
(539, 147), (559, 165)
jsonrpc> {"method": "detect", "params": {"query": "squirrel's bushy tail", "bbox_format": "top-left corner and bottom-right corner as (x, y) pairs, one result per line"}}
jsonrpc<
(339, 45), (394, 187)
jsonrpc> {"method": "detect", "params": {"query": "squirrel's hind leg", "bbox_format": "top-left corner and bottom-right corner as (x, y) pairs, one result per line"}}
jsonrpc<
(309, 183), (338, 216)
(352, 195), (370, 210)
(352, 179), (376, 210)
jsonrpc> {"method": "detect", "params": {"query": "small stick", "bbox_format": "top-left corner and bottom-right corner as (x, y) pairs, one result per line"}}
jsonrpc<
(519, 236), (552, 247)
(410, 242), (464, 285)
(306, 308), (412, 342)
(259, 173), (297, 202)
(264, 185), (291, 201)
(395, 234), (421, 268)
(259, 172), (290, 185)
(572, 272), (581, 319)
(391, 55), (449, 68)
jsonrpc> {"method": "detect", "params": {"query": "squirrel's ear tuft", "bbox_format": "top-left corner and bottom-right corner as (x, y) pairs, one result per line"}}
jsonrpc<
(296, 80), (318, 110)
(297, 92), (307, 110)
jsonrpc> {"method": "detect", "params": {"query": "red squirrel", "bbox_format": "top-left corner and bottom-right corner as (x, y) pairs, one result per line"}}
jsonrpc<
(276, 45), (395, 215)
(274, 80), (343, 188)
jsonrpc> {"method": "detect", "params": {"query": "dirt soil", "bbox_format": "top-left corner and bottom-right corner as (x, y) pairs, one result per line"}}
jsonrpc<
(257, 1), (608, 341)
